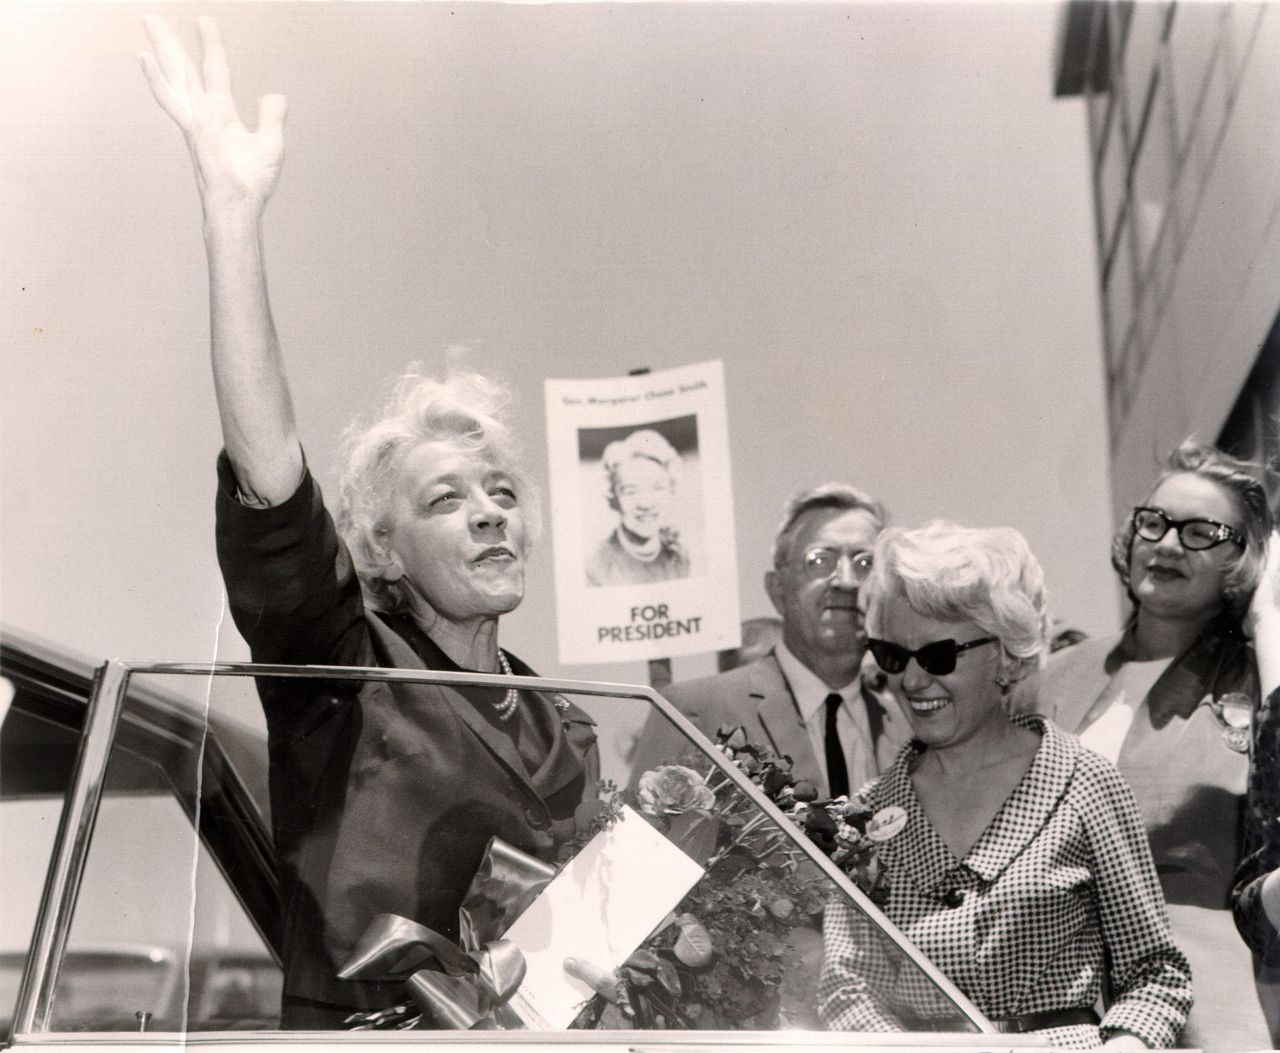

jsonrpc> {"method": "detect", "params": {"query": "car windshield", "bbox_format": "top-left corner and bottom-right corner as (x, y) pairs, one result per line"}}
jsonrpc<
(9, 663), (991, 1040)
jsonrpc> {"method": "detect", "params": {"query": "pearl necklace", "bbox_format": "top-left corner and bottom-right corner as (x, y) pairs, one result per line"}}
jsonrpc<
(617, 525), (663, 563)
(493, 649), (520, 721)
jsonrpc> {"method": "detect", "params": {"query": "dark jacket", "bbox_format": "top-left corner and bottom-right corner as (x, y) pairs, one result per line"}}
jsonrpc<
(215, 456), (597, 1027)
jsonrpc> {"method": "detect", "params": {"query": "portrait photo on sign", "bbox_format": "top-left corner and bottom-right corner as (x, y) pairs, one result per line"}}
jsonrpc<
(578, 415), (703, 590)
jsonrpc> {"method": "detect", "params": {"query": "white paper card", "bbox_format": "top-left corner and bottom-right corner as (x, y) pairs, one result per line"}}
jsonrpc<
(503, 805), (705, 1029)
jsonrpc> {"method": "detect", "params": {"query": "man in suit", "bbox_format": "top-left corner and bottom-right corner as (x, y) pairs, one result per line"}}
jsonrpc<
(632, 483), (908, 795)
(716, 615), (783, 672)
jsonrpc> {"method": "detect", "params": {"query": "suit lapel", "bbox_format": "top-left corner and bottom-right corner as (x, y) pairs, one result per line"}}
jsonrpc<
(367, 612), (541, 800)
(444, 685), (540, 798)
(863, 680), (909, 772)
(753, 654), (818, 777)
(1040, 634), (1121, 733)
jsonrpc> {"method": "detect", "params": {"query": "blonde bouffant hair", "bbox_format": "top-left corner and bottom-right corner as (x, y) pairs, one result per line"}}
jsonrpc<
(601, 429), (682, 510)
(864, 520), (1052, 669)
(1109, 440), (1272, 618)
(335, 360), (540, 613)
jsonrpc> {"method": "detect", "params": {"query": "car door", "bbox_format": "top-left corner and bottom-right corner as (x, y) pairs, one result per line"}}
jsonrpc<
(5, 656), (1038, 1051)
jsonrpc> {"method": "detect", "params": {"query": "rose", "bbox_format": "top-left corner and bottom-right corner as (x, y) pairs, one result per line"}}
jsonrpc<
(804, 807), (838, 837)
(790, 781), (819, 802)
(637, 765), (716, 817)
(835, 822), (865, 849)
(842, 797), (874, 822)
(803, 804), (839, 853)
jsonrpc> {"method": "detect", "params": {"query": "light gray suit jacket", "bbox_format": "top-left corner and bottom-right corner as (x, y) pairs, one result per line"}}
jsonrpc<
(630, 649), (911, 793)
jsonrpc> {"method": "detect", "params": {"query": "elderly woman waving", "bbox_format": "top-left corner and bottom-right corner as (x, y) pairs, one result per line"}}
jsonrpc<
(141, 19), (598, 1028)
(818, 523), (1191, 1048)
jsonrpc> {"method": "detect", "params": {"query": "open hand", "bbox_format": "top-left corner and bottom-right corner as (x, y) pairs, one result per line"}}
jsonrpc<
(140, 17), (286, 214)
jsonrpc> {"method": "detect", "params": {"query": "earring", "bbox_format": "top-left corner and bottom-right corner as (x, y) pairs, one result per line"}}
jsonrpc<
(995, 673), (1010, 688)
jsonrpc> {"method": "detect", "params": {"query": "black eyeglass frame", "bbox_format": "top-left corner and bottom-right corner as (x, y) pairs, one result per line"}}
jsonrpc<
(1130, 506), (1246, 551)
(866, 636), (999, 677)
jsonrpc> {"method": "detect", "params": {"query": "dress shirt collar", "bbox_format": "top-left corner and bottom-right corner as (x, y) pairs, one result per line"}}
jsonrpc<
(774, 642), (859, 722)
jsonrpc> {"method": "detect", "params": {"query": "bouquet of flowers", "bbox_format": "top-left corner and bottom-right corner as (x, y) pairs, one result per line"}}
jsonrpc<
(342, 724), (905, 1032)
(709, 725), (905, 902)
(566, 725), (906, 1031)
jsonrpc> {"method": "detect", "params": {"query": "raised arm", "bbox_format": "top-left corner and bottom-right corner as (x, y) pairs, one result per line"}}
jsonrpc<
(141, 17), (302, 505)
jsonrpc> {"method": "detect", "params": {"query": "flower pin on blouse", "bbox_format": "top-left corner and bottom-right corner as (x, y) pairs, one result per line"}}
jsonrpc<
(866, 805), (907, 842)
(1211, 692), (1252, 753)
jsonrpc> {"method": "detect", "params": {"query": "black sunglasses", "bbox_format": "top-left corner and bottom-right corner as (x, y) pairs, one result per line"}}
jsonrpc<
(867, 636), (998, 676)
(1131, 507), (1246, 551)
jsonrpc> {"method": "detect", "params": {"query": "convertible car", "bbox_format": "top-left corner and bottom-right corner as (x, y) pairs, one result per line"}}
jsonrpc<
(0, 628), (1046, 1051)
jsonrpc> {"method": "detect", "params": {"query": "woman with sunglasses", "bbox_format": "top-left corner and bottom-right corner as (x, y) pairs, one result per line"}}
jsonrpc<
(819, 521), (1189, 1048)
(1022, 441), (1273, 1050)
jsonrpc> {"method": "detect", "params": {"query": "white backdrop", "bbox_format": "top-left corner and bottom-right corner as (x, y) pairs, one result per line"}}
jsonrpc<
(2, 2), (1117, 728)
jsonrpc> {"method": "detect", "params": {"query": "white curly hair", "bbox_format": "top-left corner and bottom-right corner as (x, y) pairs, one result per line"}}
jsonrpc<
(335, 360), (540, 612)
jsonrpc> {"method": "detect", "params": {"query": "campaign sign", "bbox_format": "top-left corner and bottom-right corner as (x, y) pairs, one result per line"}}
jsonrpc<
(544, 360), (741, 664)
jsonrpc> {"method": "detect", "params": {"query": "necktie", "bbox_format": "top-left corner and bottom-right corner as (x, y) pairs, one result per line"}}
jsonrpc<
(824, 692), (849, 798)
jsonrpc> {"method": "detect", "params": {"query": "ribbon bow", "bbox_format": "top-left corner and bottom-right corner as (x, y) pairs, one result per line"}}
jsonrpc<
(338, 838), (556, 1029)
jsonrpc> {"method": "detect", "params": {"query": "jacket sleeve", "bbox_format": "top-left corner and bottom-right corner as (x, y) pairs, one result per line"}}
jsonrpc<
(215, 450), (369, 669)
(816, 899), (903, 1031)
(1078, 752), (1193, 1047)
(1234, 686), (1280, 965)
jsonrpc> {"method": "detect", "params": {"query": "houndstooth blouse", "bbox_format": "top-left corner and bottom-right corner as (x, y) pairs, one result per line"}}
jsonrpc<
(818, 716), (1192, 1048)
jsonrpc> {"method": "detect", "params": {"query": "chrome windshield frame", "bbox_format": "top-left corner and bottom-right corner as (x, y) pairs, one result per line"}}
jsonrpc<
(14, 661), (130, 1034)
(12, 659), (993, 1039)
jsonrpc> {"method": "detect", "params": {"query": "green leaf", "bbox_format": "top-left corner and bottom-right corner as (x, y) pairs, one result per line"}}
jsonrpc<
(766, 896), (794, 920)
(598, 1001), (632, 1029)
(620, 965), (652, 989)
(666, 810), (720, 865)
(655, 958), (683, 998)
(674, 918), (714, 966)
(625, 948), (661, 972)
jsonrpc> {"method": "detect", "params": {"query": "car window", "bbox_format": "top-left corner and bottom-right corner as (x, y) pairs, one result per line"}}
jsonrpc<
(0, 675), (81, 1042)
(53, 793), (280, 1032)
(47, 677), (281, 1033)
(18, 665), (988, 1040)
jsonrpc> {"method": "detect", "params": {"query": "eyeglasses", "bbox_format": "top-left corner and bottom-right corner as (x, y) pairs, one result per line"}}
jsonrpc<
(867, 636), (998, 676)
(787, 547), (874, 583)
(1131, 507), (1246, 551)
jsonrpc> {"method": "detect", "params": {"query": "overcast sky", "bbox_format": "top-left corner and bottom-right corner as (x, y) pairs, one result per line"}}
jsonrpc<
(1, 1), (1115, 719)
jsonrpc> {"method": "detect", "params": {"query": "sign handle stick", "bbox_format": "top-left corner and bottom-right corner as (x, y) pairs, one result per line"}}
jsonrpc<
(648, 657), (673, 693)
